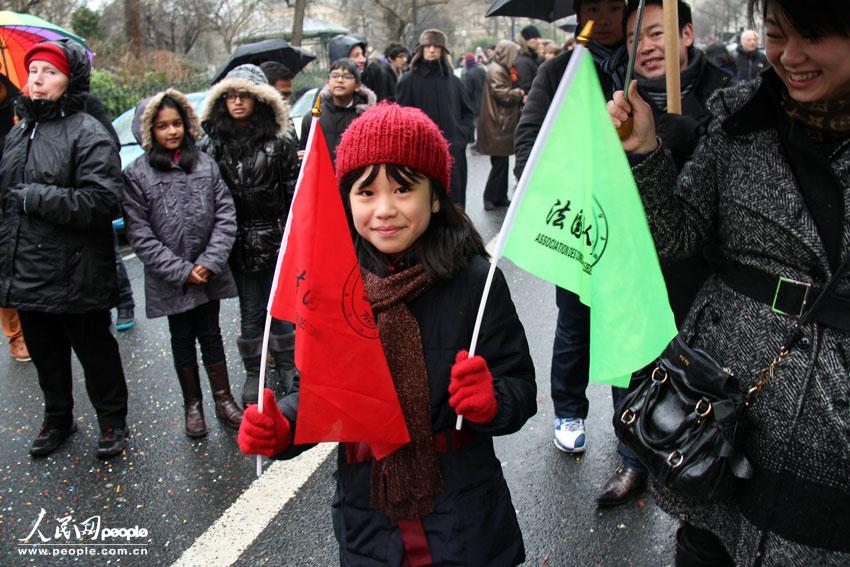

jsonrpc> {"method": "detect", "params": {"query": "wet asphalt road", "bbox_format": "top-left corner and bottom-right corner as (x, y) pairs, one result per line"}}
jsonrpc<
(0, 150), (676, 567)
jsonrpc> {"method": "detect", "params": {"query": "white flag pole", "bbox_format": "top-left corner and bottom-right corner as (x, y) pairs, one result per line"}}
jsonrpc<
(255, 100), (322, 476)
(455, 23), (594, 430)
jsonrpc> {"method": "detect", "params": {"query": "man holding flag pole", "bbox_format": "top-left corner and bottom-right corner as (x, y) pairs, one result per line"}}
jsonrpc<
(514, 0), (667, 508)
(236, 95), (537, 564)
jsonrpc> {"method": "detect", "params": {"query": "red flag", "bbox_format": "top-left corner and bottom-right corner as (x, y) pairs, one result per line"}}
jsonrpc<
(270, 121), (409, 459)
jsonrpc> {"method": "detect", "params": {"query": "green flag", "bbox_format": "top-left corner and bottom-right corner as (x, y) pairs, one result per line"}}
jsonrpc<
(502, 47), (676, 387)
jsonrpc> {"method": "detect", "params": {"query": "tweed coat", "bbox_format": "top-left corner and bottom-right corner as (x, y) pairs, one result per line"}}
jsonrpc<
(632, 76), (850, 565)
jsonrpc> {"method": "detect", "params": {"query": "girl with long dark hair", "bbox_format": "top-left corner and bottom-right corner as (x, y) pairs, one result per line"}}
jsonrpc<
(237, 104), (537, 566)
(199, 65), (301, 406)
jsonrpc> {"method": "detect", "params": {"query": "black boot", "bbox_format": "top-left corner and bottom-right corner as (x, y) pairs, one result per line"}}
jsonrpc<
(269, 332), (298, 396)
(237, 337), (263, 406)
(176, 367), (207, 438)
(205, 361), (243, 428)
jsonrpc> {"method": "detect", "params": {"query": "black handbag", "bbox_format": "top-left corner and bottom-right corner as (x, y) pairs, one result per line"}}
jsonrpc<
(613, 253), (850, 501)
(613, 335), (753, 500)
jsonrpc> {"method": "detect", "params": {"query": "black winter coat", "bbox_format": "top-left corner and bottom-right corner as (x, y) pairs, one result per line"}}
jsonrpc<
(0, 39), (122, 313)
(515, 50), (615, 178)
(462, 64), (487, 118)
(199, 79), (300, 274)
(396, 59), (474, 147)
(275, 256), (537, 566)
(735, 46), (768, 81)
(514, 48), (540, 94)
(299, 86), (377, 167)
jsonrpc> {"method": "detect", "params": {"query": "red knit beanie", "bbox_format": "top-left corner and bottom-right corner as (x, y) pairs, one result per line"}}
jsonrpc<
(335, 103), (452, 192)
(24, 42), (69, 78)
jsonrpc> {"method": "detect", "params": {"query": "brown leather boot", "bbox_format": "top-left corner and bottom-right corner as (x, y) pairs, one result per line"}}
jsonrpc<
(175, 367), (207, 438)
(205, 361), (243, 428)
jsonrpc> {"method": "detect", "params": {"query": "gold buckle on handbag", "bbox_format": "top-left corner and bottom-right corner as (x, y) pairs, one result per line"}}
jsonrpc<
(772, 276), (811, 318)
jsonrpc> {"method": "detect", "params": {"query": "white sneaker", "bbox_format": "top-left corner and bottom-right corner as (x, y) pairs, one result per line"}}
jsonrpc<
(553, 417), (586, 454)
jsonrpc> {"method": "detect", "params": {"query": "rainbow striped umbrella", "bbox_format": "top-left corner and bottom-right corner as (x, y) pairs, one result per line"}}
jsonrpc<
(0, 11), (91, 89)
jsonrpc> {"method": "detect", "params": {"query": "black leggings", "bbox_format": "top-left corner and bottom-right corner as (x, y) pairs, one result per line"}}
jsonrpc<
(675, 523), (735, 567)
(166, 301), (225, 370)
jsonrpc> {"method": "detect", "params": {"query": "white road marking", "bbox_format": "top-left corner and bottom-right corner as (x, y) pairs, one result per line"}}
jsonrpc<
(171, 443), (336, 567)
(122, 252), (137, 262)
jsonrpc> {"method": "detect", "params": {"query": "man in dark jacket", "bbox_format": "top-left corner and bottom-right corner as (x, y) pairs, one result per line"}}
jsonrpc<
(735, 29), (768, 81)
(515, 25), (543, 94)
(361, 43), (408, 102)
(0, 40), (129, 459)
(397, 28), (474, 207)
(514, 0), (632, 502)
(462, 52), (488, 132)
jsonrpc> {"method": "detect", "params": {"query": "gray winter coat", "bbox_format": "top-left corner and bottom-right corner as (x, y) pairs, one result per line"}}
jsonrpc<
(122, 89), (237, 319)
(632, 77), (850, 565)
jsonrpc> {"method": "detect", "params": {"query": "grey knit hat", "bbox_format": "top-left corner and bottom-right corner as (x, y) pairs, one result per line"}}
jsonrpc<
(223, 64), (268, 86)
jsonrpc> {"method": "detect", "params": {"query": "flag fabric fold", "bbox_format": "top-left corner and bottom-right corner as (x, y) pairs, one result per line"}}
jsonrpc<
(501, 45), (677, 387)
(269, 120), (409, 459)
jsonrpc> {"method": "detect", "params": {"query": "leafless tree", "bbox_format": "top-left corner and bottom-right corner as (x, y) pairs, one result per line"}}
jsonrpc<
(0, 0), (83, 25)
(207, 0), (268, 53)
(371, 0), (450, 42)
(142, 0), (209, 54)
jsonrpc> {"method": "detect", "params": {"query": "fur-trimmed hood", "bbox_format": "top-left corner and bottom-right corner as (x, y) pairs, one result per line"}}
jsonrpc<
(317, 83), (377, 114)
(132, 88), (202, 151)
(200, 74), (291, 139)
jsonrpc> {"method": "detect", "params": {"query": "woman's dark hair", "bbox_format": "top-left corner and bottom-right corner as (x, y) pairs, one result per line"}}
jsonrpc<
(339, 164), (487, 280)
(203, 92), (279, 146)
(748, 0), (850, 40)
(148, 95), (198, 173)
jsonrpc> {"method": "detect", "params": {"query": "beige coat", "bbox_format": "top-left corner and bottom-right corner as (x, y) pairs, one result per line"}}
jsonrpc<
(476, 40), (524, 157)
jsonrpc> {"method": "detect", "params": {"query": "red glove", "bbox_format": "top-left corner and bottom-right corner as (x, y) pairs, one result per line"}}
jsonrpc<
(448, 350), (498, 424)
(238, 388), (292, 457)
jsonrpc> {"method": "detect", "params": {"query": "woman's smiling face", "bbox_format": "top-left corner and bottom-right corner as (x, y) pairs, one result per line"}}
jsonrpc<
(764, 1), (850, 102)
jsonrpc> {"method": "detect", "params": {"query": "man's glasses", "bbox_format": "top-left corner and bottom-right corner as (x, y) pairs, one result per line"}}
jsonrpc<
(224, 91), (253, 101)
(329, 72), (356, 81)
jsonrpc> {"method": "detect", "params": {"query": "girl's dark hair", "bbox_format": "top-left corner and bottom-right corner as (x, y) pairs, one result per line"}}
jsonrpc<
(148, 95), (198, 173)
(749, 0), (850, 40)
(203, 93), (279, 146)
(339, 164), (488, 280)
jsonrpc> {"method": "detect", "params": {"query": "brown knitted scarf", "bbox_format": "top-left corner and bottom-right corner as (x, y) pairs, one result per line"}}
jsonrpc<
(362, 264), (444, 519)
(781, 91), (850, 144)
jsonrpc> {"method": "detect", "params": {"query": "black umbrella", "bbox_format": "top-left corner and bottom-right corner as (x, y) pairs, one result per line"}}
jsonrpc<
(211, 39), (316, 85)
(485, 0), (575, 22)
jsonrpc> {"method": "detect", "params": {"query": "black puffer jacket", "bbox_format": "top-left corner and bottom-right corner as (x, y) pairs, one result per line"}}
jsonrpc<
(275, 257), (537, 566)
(199, 75), (300, 273)
(0, 39), (122, 313)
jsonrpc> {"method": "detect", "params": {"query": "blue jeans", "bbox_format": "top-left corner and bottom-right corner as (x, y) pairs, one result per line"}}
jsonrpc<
(233, 267), (293, 340)
(551, 287), (644, 471)
(112, 229), (134, 310)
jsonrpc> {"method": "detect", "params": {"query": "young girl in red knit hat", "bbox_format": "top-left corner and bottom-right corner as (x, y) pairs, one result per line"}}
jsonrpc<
(238, 103), (536, 566)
